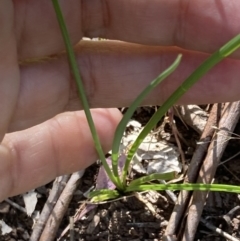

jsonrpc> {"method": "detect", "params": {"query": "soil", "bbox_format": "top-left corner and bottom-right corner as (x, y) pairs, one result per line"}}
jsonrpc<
(0, 106), (240, 241)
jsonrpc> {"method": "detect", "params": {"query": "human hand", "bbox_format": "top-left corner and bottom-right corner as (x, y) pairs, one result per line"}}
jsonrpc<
(1, 0), (240, 201)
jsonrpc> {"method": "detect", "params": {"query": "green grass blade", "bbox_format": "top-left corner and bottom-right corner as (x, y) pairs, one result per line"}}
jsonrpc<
(127, 172), (176, 188)
(220, 35), (240, 56)
(89, 189), (120, 202)
(125, 183), (240, 194)
(111, 55), (182, 182)
(52, 0), (118, 186)
(122, 34), (240, 185)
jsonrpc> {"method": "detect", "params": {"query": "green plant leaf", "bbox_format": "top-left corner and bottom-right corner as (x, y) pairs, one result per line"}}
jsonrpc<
(125, 183), (240, 194)
(127, 172), (176, 188)
(89, 189), (120, 203)
(220, 35), (240, 56)
(52, 0), (118, 187)
(111, 55), (182, 186)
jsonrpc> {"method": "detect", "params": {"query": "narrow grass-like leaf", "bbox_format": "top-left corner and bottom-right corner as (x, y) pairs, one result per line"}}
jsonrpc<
(111, 55), (182, 184)
(89, 189), (120, 203)
(125, 183), (240, 194)
(127, 172), (176, 188)
(52, 0), (118, 186)
(220, 35), (240, 56)
(122, 34), (240, 185)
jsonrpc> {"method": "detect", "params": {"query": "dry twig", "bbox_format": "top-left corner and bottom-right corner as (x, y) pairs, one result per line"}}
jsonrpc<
(164, 103), (220, 240)
(165, 102), (240, 241)
(38, 170), (84, 241)
(30, 175), (70, 241)
(182, 102), (240, 241)
(200, 217), (239, 241)
(5, 198), (27, 214)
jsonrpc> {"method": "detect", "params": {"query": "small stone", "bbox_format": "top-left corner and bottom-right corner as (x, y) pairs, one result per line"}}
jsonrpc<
(0, 202), (10, 213)
(22, 231), (30, 240)
(86, 214), (100, 234)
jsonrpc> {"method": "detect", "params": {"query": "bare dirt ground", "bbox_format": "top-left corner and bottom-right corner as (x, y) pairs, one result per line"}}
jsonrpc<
(0, 105), (240, 241)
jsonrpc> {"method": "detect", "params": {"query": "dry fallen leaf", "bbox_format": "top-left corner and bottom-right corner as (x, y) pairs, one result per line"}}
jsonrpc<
(0, 220), (12, 235)
(23, 190), (38, 216)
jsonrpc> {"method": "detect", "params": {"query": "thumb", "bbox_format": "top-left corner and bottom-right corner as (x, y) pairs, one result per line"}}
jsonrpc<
(0, 108), (122, 201)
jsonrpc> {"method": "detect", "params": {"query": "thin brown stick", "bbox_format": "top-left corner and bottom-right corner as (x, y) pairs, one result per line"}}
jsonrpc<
(200, 218), (240, 241)
(172, 121), (186, 167)
(69, 216), (75, 241)
(164, 104), (219, 240)
(5, 198), (27, 214)
(182, 101), (240, 241)
(126, 222), (168, 228)
(30, 175), (70, 241)
(39, 170), (85, 241)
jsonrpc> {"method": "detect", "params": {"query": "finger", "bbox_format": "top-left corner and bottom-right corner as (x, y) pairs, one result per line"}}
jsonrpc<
(15, 0), (240, 59)
(9, 41), (240, 131)
(0, 1), (20, 140)
(14, 0), (82, 59)
(97, 0), (240, 56)
(0, 108), (121, 201)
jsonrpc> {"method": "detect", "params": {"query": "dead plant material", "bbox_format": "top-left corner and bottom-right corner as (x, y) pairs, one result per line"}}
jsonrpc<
(164, 103), (220, 240)
(175, 105), (208, 134)
(30, 174), (70, 241)
(182, 101), (240, 241)
(200, 217), (240, 241)
(37, 170), (84, 241)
